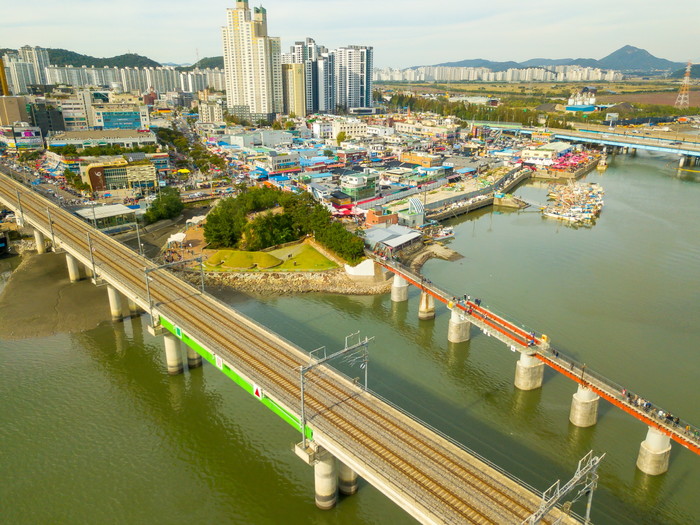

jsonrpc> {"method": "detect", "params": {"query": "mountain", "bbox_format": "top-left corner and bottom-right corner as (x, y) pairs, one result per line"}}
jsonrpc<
(47, 49), (161, 68)
(1, 47), (161, 68)
(176, 56), (224, 71)
(597, 45), (683, 72)
(422, 46), (684, 73)
(519, 57), (599, 68)
(433, 58), (521, 72)
(670, 64), (700, 79)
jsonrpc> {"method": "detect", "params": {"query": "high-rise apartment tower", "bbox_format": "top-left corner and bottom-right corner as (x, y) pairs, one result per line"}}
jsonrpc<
(221, 0), (282, 121)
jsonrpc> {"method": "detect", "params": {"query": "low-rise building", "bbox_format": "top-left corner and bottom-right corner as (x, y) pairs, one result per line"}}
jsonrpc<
(340, 169), (378, 201)
(521, 141), (571, 166)
(400, 151), (442, 167)
(47, 129), (158, 149)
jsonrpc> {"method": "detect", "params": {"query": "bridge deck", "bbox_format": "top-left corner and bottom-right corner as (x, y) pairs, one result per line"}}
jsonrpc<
(380, 260), (700, 456)
(0, 169), (579, 525)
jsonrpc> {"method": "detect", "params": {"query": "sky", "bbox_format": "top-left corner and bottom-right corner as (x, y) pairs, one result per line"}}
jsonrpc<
(3, 0), (699, 69)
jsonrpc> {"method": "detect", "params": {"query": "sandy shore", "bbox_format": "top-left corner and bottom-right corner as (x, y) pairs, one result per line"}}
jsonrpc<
(0, 252), (118, 339)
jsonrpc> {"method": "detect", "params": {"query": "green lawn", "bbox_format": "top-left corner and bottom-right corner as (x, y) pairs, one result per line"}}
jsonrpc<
(204, 243), (337, 272)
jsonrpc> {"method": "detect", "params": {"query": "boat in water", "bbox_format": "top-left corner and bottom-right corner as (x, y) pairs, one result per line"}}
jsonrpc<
(432, 226), (454, 241)
(543, 181), (604, 225)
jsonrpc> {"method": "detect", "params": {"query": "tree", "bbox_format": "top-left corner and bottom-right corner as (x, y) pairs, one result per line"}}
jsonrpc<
(144, 187), (184, 224)
(271, 121), (282, 130)
(323, 149), (334, 157)
(336, 131), (347, 146)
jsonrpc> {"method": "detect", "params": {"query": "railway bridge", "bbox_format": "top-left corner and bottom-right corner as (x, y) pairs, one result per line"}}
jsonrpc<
(0, 169), (584, 524)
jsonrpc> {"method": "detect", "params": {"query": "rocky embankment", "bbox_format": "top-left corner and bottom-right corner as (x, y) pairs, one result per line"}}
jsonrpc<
(184, 268), (392, 296)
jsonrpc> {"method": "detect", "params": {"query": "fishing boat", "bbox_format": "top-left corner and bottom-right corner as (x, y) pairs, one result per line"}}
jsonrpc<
(542, 181), (604, 224)
(432, 226), (454, 240)
(597, 155), (607, 171)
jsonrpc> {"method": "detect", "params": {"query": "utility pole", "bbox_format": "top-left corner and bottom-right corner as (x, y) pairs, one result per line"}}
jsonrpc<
(298, 334), (372, 449)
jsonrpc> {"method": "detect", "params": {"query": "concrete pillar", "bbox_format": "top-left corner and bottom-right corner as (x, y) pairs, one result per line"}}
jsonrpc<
(338, 461), (358, 496)
(163, 332), (184, 375)
(637, 427), (672, 476)
(127, 298), (140, 315)
(65, 253), (81, 282)
(630, 148), (637, 156)
(314, 448), (338, 510)
(447, 308), (471, 343)
(418, 291), (435, 320)
(569, 384), (600, 427)
(390, 274), (408, 302)
(514, 352), (544, 391)
(187, 346), (202, 369)
(33, 229), (46, 254)
(107, 285), (123, 321)
(84, 264), (93, 278)
(679, 156), (686, 168)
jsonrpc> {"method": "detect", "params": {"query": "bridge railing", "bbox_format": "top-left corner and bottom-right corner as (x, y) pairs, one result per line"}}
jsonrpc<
(537, 345), (700, 447)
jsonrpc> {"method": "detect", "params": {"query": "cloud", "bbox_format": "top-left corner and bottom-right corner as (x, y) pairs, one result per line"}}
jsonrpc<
(2, 0), (696, 67)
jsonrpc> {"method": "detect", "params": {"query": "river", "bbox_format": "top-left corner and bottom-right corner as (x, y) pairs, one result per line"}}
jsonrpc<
(1, 151), (698, 524)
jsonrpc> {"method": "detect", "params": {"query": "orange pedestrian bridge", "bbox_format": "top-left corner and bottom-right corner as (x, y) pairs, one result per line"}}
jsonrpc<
(377, 257), (700, 477)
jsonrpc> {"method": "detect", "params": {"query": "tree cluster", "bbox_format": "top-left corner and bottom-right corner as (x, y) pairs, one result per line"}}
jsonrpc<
(62, 168), (90, 192)
(49, 144), (157, 157)
(144, 186), (184, 224)
(204, 187), (365, 263)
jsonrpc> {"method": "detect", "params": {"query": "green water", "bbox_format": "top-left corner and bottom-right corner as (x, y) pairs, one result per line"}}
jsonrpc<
(1, 152), (699, 524)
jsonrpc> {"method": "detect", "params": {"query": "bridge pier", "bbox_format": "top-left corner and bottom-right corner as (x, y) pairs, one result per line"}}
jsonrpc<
(163, 332), (184, 375)
(33, 229), (46, 254)
(418, 291), (435, 320)
(127, 298), (141, 316)
(637, 427), (671, 476)
(107, 285), (123, 321)
(391, 274), (408, 302)
(679, 156), (686, 168)
(514, 353), (544, 391)
(65, 253), (81, 282)
(338, 461), (358, 495)
(447, 308), (471, 343)
(569, 384), (599, 427)
(187, 346), (202, 369)
(314, 447), (338, 509)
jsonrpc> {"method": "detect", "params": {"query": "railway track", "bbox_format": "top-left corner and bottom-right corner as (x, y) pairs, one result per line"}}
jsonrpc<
(0, 170), (569, 524)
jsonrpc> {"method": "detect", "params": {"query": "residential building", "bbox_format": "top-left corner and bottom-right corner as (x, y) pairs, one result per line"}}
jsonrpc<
(199, 102), (225, 124)
(333, 45), (373, 110)
(221, 0), (283, 120)
(18, 46), (51, 85)
(282, 63), (306, 116)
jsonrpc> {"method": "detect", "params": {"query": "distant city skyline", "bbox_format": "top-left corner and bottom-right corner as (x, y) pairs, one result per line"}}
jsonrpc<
(3, 0), (699, 69)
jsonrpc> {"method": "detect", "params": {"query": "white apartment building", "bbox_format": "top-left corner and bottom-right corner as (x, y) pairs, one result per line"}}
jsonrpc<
(18, 46), (51, 85)
(334, 46), (373, 110)
(199, 102), (225, 124)
(221, 0), (283, 118)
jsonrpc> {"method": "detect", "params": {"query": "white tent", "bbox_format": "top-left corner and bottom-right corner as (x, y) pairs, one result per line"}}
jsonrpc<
(166, 232), (186, 246)
(186, 215), (206, 226)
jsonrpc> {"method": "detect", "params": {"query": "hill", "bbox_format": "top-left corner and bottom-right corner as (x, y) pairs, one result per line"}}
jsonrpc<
(47, 48), (161, 68)
(670, 64), (700, 79)
(597, 45), (683, 72)
(177, 56), (224, 71)
(422, 46), (684, 73)
(1, 47), (161, 68)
